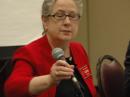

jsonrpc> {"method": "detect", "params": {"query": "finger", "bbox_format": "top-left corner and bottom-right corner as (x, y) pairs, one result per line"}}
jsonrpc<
(56, 66), (74, 72)
(57, 76), (72, 80)
(55, 60), (69, 66)
(55, 70), (74, 77)
(56, 60), (73, 68)
(70, 65), (74, 69)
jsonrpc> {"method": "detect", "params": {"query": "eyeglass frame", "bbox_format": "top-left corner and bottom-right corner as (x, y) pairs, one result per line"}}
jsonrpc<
(48, 11), (81, 21)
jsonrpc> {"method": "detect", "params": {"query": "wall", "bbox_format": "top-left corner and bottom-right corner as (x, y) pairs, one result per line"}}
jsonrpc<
(88, 0), (130, 84)
(0, 0), (43, 46)
(75, 0), (89, 49)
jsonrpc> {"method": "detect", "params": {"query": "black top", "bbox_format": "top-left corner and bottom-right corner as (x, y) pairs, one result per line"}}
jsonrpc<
(55, 57), (92, 97)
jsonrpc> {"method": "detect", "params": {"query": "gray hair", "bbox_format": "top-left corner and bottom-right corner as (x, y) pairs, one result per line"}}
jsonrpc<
(41, 0), (83, 17)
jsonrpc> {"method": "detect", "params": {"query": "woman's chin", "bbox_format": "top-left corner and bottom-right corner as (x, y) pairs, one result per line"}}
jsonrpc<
(58, 36), (72, 42)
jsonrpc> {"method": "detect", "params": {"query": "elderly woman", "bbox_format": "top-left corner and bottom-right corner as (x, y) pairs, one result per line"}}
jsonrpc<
(4, 0), (97, 97)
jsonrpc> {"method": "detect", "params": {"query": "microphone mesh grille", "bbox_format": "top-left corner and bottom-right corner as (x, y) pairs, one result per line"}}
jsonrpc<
(52, 48), (64, 60)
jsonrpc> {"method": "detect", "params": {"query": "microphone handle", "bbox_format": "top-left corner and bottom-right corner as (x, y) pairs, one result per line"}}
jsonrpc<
(72, 76), (81, 89)
(72, 72), (84, 97)
(59, 56), (81, 89)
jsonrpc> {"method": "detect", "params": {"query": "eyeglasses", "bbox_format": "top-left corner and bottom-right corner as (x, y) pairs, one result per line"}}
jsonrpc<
(48, 11), (80, 21)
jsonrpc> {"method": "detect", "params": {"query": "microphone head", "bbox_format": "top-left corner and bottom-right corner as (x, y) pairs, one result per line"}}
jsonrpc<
(52, 48), (64, 60)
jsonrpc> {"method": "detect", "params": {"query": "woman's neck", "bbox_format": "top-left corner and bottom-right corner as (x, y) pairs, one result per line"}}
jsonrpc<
(47, 35), (71, 57)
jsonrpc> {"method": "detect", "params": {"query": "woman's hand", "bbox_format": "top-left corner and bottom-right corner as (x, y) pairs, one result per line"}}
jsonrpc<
(50, 60), (74, 83)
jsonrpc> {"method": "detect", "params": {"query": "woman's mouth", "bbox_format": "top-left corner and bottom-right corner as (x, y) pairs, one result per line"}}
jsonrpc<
(61, 30), (72, 33)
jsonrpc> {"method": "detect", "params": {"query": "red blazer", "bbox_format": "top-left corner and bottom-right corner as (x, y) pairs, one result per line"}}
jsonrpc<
(4, 35), (97, 97)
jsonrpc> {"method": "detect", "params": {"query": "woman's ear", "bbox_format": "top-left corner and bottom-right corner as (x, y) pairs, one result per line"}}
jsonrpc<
(41, 16), (48, 32)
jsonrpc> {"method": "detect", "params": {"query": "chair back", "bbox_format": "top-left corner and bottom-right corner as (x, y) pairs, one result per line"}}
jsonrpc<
(96, 55), (125, 97)
(0, 45), (22, 97)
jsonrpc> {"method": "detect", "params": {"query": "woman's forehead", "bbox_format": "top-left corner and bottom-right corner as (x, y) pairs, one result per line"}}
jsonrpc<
(52, 0), (78, 12)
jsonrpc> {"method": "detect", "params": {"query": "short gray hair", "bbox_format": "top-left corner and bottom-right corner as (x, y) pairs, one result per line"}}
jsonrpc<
(41, 0), (83, 17)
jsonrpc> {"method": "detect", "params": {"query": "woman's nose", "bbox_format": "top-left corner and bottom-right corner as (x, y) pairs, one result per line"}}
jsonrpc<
(63, 16), (71, 24)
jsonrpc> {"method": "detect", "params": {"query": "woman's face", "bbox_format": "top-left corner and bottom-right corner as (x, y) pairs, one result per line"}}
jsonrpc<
(42, 0), (80, 42)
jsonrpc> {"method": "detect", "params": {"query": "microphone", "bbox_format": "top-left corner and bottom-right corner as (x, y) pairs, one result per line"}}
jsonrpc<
(52, 48), (81, 89)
